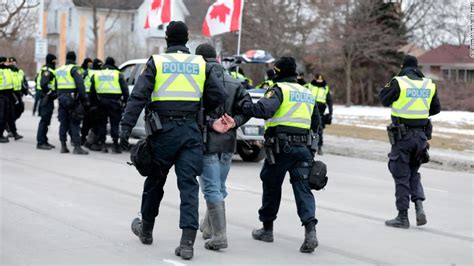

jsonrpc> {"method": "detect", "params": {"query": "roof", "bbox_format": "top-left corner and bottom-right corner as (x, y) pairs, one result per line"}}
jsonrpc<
(398, 43), (425, 57)
(418, 44), (474, 65)
(72, 0), (144, 10)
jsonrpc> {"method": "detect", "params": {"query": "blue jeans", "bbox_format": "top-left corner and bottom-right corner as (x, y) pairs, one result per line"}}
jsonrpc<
(199, 153), (233, 203)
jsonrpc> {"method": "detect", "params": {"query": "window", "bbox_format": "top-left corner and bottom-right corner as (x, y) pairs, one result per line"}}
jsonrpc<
(131, 14), (135, 32)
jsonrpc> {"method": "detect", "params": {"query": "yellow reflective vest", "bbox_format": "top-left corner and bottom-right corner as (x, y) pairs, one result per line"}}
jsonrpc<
(305, 83), (329, 104)
(391, 76), (436, 119)
(0, 68), (14, 91)
(12, 69), (25, 92)
(84, 69), (97, 93)
(151, 53), (206, 102)
(35, 66), (56, 91)
(56, 64), (76, 90)
(94, 69), (121, 94)
(265, 82), (315, 130)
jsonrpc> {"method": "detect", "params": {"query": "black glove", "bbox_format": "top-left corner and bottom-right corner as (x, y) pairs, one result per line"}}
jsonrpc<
(120, 126), (132, 151)
(324, 113), (332, 125)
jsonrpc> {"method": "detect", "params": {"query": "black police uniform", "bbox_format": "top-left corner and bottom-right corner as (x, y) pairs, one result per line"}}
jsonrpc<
(89, 64), (128, 152)
(120, 45), (226, 253)
(241, 75), (321, 253)
(36, 63), (57, 148)
(379, 66), (441, 227)
(307, 79), (333, 151)
(0, 63), (13, 142)
(57, 59), (88, 152)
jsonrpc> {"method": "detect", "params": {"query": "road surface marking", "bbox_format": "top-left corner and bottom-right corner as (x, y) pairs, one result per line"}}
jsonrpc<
(227, 184), (248, 191)
(163, 259), (186, 266)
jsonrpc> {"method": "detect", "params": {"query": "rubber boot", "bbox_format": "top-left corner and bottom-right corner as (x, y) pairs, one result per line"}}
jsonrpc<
(385, 210), (410, 229)
(205, 201), (228, 250)
(252, 221), (274, 242)
(300, 221), (318, 253)
(60, 141), (70, 153)
(200, 210), (211, 240)
(73, 144), (89, 155)
(112, 140), (122, 154)
(415, 200), (427, 226)
(175, 229), (197, 260)
(0, 136), (9, 143)
(131, 217), (154, 245)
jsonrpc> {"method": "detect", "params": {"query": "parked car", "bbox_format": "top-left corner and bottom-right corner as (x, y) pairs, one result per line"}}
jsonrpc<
(119, 59), (266, 162)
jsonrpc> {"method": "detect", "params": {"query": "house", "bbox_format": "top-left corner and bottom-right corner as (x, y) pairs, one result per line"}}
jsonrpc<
(418, 44), (474, 83)
(44, 0), (189, 64)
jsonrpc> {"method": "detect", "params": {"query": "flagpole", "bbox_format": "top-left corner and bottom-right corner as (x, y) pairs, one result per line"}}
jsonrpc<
(236, 0), (244, 56)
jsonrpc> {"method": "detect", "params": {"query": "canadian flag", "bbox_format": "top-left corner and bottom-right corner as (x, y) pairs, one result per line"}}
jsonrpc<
(144, 0), (172, 29)
(202, 0), (243, 37)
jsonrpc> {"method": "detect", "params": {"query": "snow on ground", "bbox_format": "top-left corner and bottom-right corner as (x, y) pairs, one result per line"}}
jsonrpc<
(332, 105), (474, 136)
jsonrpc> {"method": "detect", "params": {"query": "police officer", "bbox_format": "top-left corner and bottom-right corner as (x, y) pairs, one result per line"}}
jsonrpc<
(305, 73), (333, 155)
(36, 54), (58, 150)
(0, 56), (14, 143)
(240, 57), (321, 253)
(256, 69), (275, 89)
(89, 57), (128, 153)
(9, 57), (28, 125)
(82, 58), (103, 146)
(195, 43), (250, 251)
(120, 21), (227, 260)
(55, 51), (88, 155)
(379, 55), (441, 229)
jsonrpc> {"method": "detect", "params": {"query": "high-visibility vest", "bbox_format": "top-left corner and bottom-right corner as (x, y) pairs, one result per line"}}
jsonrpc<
(305, 83), (329, 104)
(391, 76), (436, 119)
(0, 68), (14, 91)
(265, 82), (315, 130)
(35, 66), (56, 91)
(56, 64), (76, 89)
(84, 69), (96, 93)
(151, 53), (206, 102)
(12, 69), (25, 91)
(94, 69), (121, 94)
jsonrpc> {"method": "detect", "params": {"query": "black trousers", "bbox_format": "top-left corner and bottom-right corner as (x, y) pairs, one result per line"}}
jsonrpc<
(140, 119), (203, 230)
(58, 95), (81, 145)
(97, 99), (121, 143)
(36, 94), (54, 145)
(259, 144), (317, 225)
(0, 93), (12, 137)
(388, 129), (427, 210)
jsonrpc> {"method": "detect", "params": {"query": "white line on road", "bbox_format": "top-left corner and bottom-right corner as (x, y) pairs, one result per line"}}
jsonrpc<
(163, 259), (186, 266)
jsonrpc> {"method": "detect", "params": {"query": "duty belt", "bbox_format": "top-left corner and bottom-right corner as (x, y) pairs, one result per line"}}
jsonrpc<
(159, 113), (197, 122)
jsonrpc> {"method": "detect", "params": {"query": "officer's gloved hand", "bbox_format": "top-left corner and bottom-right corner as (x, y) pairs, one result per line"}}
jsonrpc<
(120, 127), (132, 151)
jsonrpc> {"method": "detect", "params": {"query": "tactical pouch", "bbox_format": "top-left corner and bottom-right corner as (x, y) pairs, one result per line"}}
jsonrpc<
(129, 137), (161, 177)
(425, 120), (433, 140)
(70, 101), (85, 121)
(308, 160), (328, 190)
(145, 112), (163, 137)
(417, 142), (430, 165)
(264, 138), (276, 165)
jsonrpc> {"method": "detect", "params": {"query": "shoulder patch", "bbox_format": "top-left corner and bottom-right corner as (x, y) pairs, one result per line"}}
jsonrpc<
(264, 90), (275, 99)
(384, 81), (391, 87)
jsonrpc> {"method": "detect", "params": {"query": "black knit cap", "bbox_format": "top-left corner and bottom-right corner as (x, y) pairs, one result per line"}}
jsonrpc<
(66, 51), (76, 62)
(273, 56), (297, 78)
(46, 54), (57, 65)
(402, 55), (418, 68)
(0, 57), (6, 64)
(166, 21), (189, 45)
(92, 59), (103, 70)
(105, 57), (115, 66)
(195, 43), (216, 59)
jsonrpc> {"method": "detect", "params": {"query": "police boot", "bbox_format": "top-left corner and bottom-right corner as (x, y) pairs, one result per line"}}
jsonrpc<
(112, 140), (122, 154)
(131, 217), (154, 245)
(175, 228), (197, 260)
(415, 200), (427, 226)
(385, 210), (409, 229)
(60, 141), (70, 153)
(300, 221), (318, 253)
(37, 143), (53, 150)
(252, 221), (274, 242)
(317, 146), (323, 155)
(205, 201), (228, 250)
(13, 133), (23, 140)
(100, 142), (108, 153)
(73, 144), (89, 155)
(200, 210), (211, 240)
(0, 136), (9, 143)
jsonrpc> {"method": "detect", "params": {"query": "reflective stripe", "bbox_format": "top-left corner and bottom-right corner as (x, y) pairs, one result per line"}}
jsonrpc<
(266, 82), (314, 130)
(152, 53), (205, 102)
(56, 65), (76, 89)
(391, 76), (434, 118)
(36, 66), (56, 91)
(94, 69), (121, 94)
(306, 84), (328, 103)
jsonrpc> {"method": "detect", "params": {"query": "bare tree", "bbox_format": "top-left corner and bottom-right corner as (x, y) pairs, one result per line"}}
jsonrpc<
(0, 0), (39, 40)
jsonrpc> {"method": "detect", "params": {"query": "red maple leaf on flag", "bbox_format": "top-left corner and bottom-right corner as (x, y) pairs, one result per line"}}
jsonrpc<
(209, 4), (230, 23)
(151, 0), (161, 10)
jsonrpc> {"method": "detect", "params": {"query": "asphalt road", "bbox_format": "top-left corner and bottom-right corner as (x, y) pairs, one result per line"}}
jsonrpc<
(1, 111), (473, 265)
